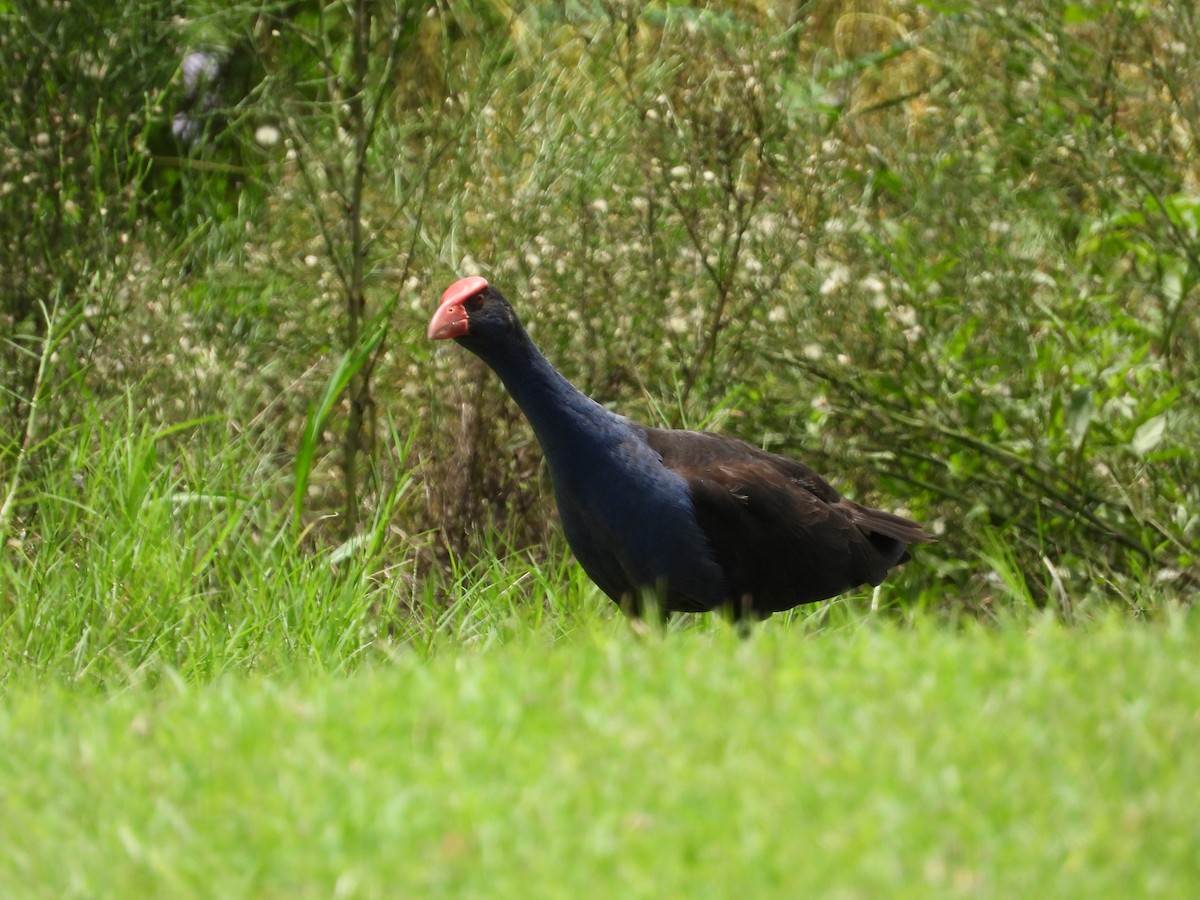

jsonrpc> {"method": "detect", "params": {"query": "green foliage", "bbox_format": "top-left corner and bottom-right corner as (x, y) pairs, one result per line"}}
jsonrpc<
(2, 6), (1198, 891)
(0, 1), (175, 321)
(0, 400), (421, 685)
(0, 0), (180, 480)
(294, 314), (387, 534)
(2, 0), (1199, 654)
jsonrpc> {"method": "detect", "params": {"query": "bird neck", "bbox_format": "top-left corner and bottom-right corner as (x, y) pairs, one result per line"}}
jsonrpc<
(472, 329), (625, 460)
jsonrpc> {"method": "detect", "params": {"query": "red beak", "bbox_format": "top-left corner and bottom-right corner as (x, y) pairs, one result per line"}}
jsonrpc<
(427, 301), (469, 340)
(428, 276), (489, 341)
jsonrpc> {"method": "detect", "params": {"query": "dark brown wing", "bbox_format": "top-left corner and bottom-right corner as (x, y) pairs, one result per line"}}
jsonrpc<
(642, 427), (931, 615)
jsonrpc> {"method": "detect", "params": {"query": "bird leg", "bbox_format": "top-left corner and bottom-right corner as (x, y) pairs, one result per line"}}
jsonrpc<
(719, 593), (762, 638)
(622, 586), (671, 638)
(626, 615), (653, 640)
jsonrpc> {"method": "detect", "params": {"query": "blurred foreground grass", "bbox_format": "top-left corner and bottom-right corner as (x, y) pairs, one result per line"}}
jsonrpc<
(2, 610), (1197, 897)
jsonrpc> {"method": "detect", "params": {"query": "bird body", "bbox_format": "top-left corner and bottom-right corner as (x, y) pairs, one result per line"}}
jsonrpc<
(429, 276), (930, 619)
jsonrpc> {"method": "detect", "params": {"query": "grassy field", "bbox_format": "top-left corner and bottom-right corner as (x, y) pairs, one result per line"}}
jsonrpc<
(3, 2), (1200, 896)
(3, 606), (1198, 897)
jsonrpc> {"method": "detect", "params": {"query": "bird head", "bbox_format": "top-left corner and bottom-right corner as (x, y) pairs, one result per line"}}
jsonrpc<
(428, 276), (520, 350)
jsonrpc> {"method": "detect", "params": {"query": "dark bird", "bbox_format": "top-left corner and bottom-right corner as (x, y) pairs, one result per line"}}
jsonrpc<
(429, 276), (931, 621)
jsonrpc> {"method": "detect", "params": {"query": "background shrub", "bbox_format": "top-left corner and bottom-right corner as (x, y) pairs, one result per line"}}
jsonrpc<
(2, 0), (1196, 630)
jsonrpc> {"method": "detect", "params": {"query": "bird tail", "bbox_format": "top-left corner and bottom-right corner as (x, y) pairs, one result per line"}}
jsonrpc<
(842, 501), (933, 571)
(848, 502), (933, 546)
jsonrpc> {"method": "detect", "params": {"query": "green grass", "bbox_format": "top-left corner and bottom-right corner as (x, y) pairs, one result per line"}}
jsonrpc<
(3, 3), (1199, 896)
(2, 611), (1198, 897)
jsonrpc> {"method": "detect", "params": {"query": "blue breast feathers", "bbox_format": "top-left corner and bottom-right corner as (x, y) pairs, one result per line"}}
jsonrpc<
(545, 431), (727, 611)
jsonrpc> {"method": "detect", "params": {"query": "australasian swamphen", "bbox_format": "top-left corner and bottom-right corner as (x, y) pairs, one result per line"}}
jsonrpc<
(429, 276), (931, 621)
